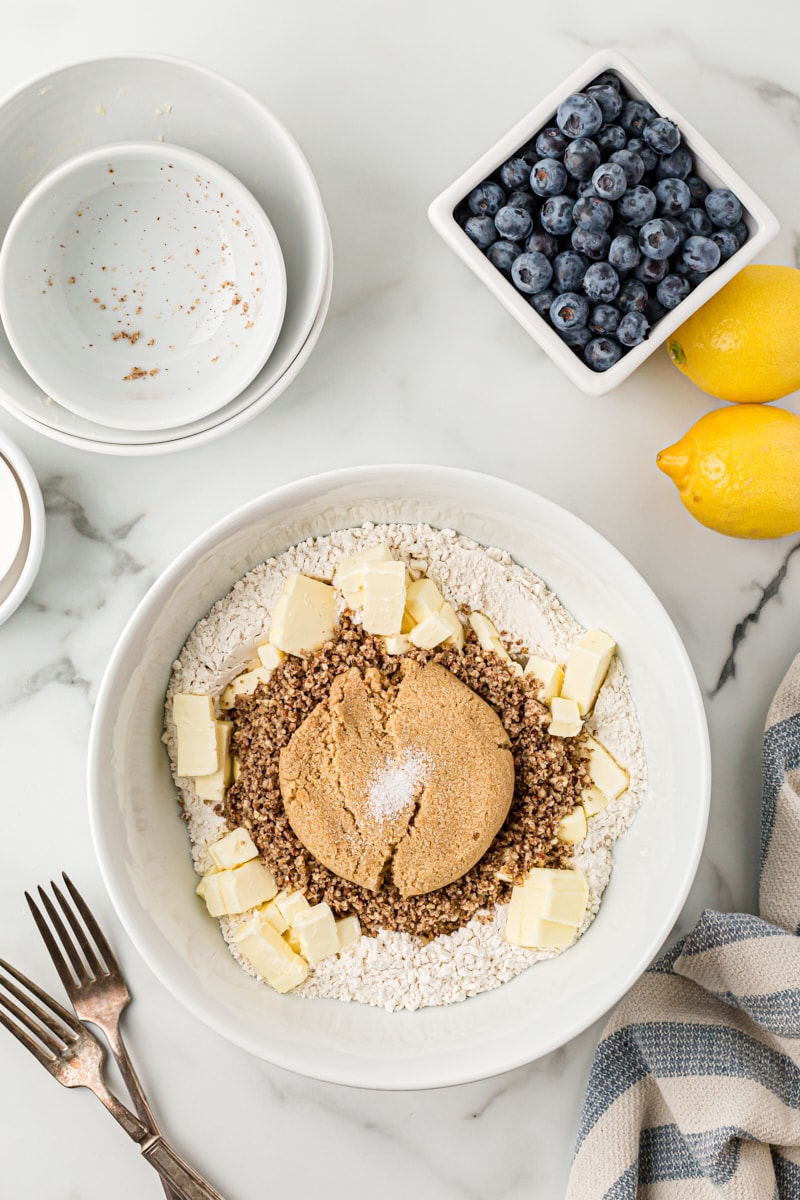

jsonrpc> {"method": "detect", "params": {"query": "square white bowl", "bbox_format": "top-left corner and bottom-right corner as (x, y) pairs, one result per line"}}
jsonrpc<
(428, 49), (779, 396)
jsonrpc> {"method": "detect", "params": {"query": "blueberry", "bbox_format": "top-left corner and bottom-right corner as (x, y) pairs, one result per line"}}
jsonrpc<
(654, 178), (691, 217)
(634, 255), (669, 283)
(485, 239), (519, 275)
(530, 158), (569, 197)
(669, 218), (688, 245)
(674, 260), (709, 286)
(656, 146), (693, 180)
(608, 233), (641, 271)
(586, 83), (623, 122)
(494, 205), (534, 241)
(583, 261), (620, 302)
(644, 295), (667, 325)
(730, 220), (748, 246)
(620, 100), (652, 135)
(643, 117), (681, 155)
(576, 180), (597, 200)
(560, 324), (593, 351)
(571, 227), (611, 260)
(584, 336), (622, 371)
(682, 207), (713, 237)
(563, 138), (601, 181)
(686, 174), (710, 205)
(510, 251), (553, 294)
(656, 273), (691, 309)
(507, 190), (538, 215)
(525, 230), (558, 258)
(467, 181), (506, 217)
(617, 311), (650, 347)
(529, 287), (557, 318)
(590, 72), (622, 91)
(617, 277), (649, 313)
(556, 92), (604, 139)
(572, 195), (614, 232)
(704, 188), (743, 228)
(498, 157), (532, 190)
(616, 185), (657, 227)
(589, 303), (621, 335)
(680, 235), (721, 274)
(540, 194), (575, 236)
(550, 291), (590, 330)
(711, 229), (740, 262)
(592, 162), (627, 202)
(464, 215), (497, 250)
(535, 126), (570, 160)
(625, 138), (657, 173)
(638, 217), (681, 260)
(517, 141), (542, 167)
(609, 149), (645, 187)
(595, 124), (627, 154)
(552, 250), (588, 291)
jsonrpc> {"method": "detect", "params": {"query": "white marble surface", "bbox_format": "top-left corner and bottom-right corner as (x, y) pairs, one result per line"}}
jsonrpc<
(1, 2), (800, 1196)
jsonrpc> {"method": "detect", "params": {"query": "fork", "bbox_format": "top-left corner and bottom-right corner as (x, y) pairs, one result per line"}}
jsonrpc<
(26, 874), (182, 1200)
(0, 957), (227, 1200)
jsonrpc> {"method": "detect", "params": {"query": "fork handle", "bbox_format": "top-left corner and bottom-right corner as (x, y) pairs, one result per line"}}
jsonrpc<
(141, 1135), (228, 1200)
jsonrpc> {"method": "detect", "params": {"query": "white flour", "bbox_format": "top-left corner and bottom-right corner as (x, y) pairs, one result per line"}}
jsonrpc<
(165, 522), (647, 1011)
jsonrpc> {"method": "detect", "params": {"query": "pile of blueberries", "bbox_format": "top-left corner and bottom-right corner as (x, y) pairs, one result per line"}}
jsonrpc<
(455, 73), (748, 372)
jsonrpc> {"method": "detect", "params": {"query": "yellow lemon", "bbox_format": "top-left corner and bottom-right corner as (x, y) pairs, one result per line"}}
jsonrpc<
(666, 264), (800, 403)
(656, 405), (800, 539)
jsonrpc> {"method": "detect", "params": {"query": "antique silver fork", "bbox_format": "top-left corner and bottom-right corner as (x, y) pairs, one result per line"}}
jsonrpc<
(0, 957), (226, 1200)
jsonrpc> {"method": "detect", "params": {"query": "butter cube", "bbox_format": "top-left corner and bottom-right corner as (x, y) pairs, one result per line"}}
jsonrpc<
(256, 642), (285, 671)
(208, 825), (257, 869)
(290, 901), (340, 964)
(437, 601), (465, 650)
(232, 756), (241, 782)
(359, 561), (407, 635)
(219, 666), (272, 710)
(335, 915), (361, 951)
(258, 899), (289, 935)
(582, 786), (608, 818)
(273, 890), (311, 924)
(194, 721), (233, 803)
(561, 629), (616, 715)
(400, 609), (416, 634)
(408, 609), (457, 650)
(173, 693), (218, 777)
(233, 914), (308, 993)
(548, 696), (582, 738)
(384, 633), (411, 655)
(523, 656), (564, 703)
(520, 867), (589, 925)
(334, 546), (395, 606)
(505, 909), (577, 950)
(269, 574), (335, 657)
(196, 859), (278, 917)
(469, 611), (514, 665)
(557, 806), (588, 844)
(584, 735), (629, 799)
(405, 577), (445, 624)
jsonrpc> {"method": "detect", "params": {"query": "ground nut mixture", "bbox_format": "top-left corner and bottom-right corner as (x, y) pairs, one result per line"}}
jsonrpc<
(164, 523), (647, 1011)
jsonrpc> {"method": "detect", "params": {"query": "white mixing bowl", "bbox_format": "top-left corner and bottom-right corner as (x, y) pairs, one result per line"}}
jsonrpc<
(88, 466), (710, 1089)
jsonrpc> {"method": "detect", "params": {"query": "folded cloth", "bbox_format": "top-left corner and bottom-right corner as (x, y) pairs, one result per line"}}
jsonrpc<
(567, 653), (800, 1199)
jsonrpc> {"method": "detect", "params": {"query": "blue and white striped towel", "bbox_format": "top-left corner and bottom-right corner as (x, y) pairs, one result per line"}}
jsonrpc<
(567, 652), (800, 1199)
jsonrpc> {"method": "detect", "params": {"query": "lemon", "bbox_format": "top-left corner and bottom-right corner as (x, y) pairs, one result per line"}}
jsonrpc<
(656, 405), (800, 539)
(666, 264), (800, 403)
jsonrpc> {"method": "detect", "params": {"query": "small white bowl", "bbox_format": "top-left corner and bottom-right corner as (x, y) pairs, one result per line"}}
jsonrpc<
(0, 142), (287, 431)
(428, 49), (779, 396)
(0, 428), (45, 625)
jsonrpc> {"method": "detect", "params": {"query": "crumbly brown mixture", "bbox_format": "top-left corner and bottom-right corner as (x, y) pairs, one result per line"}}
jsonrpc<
(225, 617), (590, 938)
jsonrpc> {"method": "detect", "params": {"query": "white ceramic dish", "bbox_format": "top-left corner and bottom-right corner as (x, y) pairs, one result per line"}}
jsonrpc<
(0, 453), (24, 581)
(88, 466), (710, 1090)
(0, 428), (45, 625)
(0, 55), (330, 451)
(428, 49), (779, 397)
(0, 143), (287, 432)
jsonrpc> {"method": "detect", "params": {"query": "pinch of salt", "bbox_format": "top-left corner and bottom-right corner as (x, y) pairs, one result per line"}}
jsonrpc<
(366, 749), (429, 824)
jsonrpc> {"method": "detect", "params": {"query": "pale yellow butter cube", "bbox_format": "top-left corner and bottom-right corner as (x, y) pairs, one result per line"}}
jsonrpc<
(505, 906), (577, 950)
(520, 867), (589, 925)
(405, 577), (446, 624)
(196, 859), (278, 917)
(274, 890), (311, 923)
(468, 611), (513, 665)
(561, 629), (616, 715)
(384, 633), (412, 655)
(284, 926), (302, 954)
(584, 735), (629, 799)
(233, 915), (308, 993)
(437, 601), (465, 650)
(335, 915), (361, 951)
(219, 667), (272, 710)
(334, 546), (394, 605)
(173, 693), (218, 777)
(523, 656), (564, 703)
(557, 806), (588, 845)
(360, 561), (407, 635)
(232, 756), (241, 782)
(290, 901), (340, 964)
(408, 609), (456, 650)
(269, 574), (335, 657)
(548, 696), (582, 738)
(208, 825), (258, 869)
(257, 899), (289, 935)
(582, 785), (608, 818)
(194, 721), (233, 803)
(256, 642), (285, 671)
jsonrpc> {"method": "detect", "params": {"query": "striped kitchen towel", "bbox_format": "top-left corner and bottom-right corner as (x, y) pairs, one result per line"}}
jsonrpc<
(567, 652), (800, 1199)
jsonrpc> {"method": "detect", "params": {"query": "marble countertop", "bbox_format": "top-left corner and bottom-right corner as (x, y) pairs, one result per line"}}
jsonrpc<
(1, 2), (799, 1196)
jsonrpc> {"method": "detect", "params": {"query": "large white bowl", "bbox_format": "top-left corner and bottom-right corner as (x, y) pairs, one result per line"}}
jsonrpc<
(0, 54), (330, 452)
(88, 467), (710, 1089)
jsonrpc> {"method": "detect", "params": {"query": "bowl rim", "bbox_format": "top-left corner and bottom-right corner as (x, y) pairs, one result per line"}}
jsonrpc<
(87, 464), (711, 1089)
(428, 48), (780, 396)
(0, 427), (45, 625)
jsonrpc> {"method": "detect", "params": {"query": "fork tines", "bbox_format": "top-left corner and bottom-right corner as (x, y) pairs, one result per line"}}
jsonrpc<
(26, 873), (115, 990)
(0, 957), (81, 1063)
